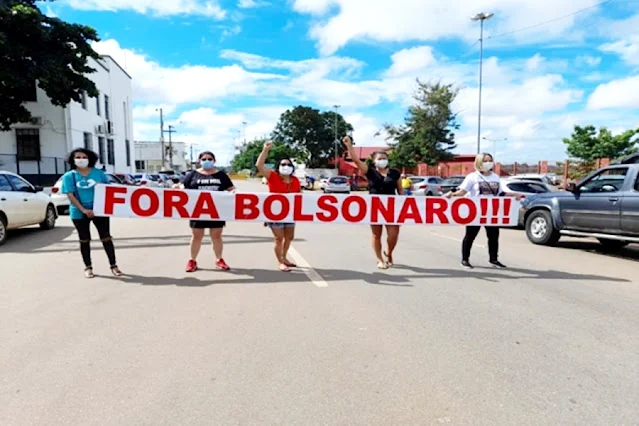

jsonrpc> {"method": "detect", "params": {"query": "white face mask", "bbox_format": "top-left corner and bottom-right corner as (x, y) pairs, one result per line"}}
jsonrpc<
(279, 165), (293, 175)
(375, 159), (389, 168)
(75, 158), (89, 169)
(482, 162), (494, 172)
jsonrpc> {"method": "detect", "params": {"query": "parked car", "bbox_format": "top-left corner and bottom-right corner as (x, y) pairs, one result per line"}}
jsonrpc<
(158, 170), (181, 184)
(323, 176), (351, 194)
(509, 173), (554, 186)
(501, 179), (553, 197)
(114, 173), (137, 185)
(411, 176), (443, 196)
(106, 173), (125, 185)
(0, 171), (57, 246)
(520, 164), (639, 249)
(50, 177), (70, 215)
(133, 173), (162, 187)
(439, 175), (466, 194)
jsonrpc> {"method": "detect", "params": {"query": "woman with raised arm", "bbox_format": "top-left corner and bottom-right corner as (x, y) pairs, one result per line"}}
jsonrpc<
(343, 135), (404, 269)
(444, 152), (522, 269)
(60, 148), (122, 278)
(256, 141), (301, 272)
(179, 151), (235, 273)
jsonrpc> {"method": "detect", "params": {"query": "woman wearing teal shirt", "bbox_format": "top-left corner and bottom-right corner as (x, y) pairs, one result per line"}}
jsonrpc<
(61, 148), (122, 278)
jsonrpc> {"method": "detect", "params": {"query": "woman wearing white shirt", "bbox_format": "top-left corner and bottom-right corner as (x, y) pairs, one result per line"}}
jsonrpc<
(445, 153), (521, 269)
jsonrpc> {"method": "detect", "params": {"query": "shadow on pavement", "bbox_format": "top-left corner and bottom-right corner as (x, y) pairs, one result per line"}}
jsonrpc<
(4, 234), (302, 254)
(2, 226), (75, 252)
(554, 241), (639, 262)
(102, 261), (629, 288)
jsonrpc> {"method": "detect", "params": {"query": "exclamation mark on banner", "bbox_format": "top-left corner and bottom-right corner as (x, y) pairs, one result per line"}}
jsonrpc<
(501, 198), (512, 225)
(480, 199), (488, 224)
(491, 198), (500, 224)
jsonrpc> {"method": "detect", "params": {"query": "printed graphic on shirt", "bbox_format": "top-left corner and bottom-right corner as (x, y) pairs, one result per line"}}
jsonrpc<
(76, 179), (97, 189)
(479, 180), (500, 196)
(194, 178), (223, 191)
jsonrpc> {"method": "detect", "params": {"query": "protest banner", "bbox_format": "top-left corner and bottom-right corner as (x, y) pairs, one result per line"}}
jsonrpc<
(93, 185), (520, 226)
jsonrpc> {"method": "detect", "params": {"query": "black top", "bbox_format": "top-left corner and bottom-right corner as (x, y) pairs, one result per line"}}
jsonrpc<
(183, 170), (233, 191)
(366, 167), (401, 195)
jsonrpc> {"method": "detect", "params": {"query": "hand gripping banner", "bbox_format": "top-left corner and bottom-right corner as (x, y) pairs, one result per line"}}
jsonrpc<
(93, 185), (520, 226)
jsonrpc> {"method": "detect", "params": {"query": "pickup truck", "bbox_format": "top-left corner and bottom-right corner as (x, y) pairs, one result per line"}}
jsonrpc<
(519, 162), (639, 249)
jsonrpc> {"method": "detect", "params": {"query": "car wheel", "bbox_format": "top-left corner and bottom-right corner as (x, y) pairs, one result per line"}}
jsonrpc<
(40, 205), (57, 230)
(597, 238), (629, 250)
(0, 214), (7, 246)
(525, 210), (560, 246)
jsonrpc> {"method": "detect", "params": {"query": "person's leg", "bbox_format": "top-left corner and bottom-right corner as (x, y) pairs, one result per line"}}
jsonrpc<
(92, 217), (119, 274)
(72, 218), (93, 277)
(209, 223), (231, 270)
(485, 226), (504, 266)
(269, 225), (289, 271)
(282, 224), (296, 266)
(370, 225), (386, 268)
(462, 226), (481, 264)
(384, 225), (400, 266)
(188, 223), (206, 272)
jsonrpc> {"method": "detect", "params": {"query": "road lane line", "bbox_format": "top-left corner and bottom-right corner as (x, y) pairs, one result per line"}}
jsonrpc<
(428, 230), (486, 248)
(287, 246), (328, 288)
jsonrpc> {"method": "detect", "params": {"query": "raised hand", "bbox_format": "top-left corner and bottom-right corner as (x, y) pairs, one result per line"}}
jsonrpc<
(342, 135), (352, 148)
(263, 141), (273, 151)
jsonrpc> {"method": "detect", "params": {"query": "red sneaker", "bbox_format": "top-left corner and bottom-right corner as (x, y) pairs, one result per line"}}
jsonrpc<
(216, 258), (230, 271)
(186, 259), (198, 273)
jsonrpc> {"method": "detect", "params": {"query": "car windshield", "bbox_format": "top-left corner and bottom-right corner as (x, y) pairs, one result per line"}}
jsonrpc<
(330, 177), (347, 184)
(410, 178), (424, 184)
(148, 175), (160, 181)
(443, 178), (463, 184)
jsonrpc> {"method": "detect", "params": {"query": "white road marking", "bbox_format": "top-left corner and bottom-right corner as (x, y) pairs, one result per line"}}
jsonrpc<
(287, 246), (328, 288)
(428, 230), (486, 248)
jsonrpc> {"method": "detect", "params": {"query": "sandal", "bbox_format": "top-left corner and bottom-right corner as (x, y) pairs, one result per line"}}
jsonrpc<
(110, 265), (123, 277)
(383, 251), (393, 267)
(283, 259), (297, 267)
(85, 267), (94, 279)
(279, 263), (291, 272)
(377, 261), (388, 270)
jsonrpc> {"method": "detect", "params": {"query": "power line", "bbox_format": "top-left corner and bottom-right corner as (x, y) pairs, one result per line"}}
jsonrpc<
(487, 0), (616, 40)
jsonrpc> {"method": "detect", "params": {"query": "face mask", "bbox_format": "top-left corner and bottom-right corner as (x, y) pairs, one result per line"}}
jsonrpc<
(279, 165), (293, 175)
(375, 159), (389, 168)
(201, 160), (215, 169)
(482, 162), (494, 172)
(75, 158), (89, 168)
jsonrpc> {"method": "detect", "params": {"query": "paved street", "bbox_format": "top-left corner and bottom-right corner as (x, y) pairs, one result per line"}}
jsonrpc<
(1, 180), (638, 425)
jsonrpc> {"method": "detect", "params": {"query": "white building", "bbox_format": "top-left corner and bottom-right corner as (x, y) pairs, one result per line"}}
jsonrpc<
(0, 55), (134, 185)
(134, 141), (187, 173)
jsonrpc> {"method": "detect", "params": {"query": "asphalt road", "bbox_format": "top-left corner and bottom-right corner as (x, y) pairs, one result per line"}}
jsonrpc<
(2, 180), (638, 425)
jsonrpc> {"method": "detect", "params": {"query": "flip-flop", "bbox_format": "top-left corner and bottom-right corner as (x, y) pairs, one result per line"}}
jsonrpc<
(283, 260), (297, 267)
(383, 251), (393, 266)
(377, 261), (388, 270)
(279, 263), (291, 272)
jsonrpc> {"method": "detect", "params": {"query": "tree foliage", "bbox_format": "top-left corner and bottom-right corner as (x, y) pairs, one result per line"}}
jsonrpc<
(0, 0), (101, 130)
(271, 105), (353, 168)
(562, 125), (639, 161)
(383, 80), (459, 168)
(230, 139), (298, 172)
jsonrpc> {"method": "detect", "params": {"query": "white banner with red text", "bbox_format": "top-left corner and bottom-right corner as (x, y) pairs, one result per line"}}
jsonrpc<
(93, 185), (520, 226)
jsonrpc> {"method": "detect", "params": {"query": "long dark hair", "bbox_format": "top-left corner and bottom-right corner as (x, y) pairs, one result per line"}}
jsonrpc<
(66, 148), (99, 170)
(198, 151), (216, 162)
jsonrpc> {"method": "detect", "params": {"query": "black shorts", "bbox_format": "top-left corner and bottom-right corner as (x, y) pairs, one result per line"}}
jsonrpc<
(189, 220), (226, 229)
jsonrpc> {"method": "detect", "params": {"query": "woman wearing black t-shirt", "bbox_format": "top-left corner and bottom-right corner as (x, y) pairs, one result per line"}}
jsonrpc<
(178, 151), (235, 273)
(343, 136), (404, 269)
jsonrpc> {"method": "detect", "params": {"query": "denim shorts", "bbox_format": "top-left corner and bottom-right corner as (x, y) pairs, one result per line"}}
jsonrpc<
(267, 222), (295, 229)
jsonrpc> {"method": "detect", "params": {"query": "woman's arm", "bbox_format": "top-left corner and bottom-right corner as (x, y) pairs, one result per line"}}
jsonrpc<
(255, 142), (273, 179)
(342, 136), (368, 175)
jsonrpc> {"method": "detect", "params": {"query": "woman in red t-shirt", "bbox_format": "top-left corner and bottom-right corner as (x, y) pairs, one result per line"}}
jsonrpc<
(256, 141), (302, 272)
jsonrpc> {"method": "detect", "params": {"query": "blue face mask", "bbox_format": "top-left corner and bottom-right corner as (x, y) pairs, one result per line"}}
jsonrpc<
(201, 160), (215, 169)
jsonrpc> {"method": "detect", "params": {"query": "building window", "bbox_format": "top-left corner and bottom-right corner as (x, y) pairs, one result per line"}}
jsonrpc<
(96, 93), (101, 116)
(81, 92), (87, 110)
(15, 129), (41, 161)
(83, 132), (92, 150)
(98, 137), (105, 164)
(104, 95), (110, 120)
(125, 140), (131, 167)
(107, 139), (115, 165)
(135, 160), (145, 171)
(23, 81), (37, 102)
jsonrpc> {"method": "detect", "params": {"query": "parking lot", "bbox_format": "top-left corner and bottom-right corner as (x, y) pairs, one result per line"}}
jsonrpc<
(1, 179), (638, 425)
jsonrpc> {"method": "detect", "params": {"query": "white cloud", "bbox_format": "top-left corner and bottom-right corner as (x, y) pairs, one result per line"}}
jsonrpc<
(292, 0), (602, 55)
(238, 0), (269, 8)
(576, 55), (602, 67)
(600, 37), (639, 66)
(65, 0), (226, 18)
(385, 46), (436, 77)
(132, 104), (176, 120)
(587, 75), (639, 109)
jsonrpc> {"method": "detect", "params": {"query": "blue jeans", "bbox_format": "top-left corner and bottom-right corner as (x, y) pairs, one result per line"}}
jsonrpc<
(267, 222), (295, 229)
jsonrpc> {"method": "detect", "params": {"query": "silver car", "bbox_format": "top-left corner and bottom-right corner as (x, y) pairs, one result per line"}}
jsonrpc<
(323, 176), (351, 194)
(411, 176), (443, 196)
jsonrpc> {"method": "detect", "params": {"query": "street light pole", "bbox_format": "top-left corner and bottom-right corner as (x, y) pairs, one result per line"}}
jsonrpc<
(482, 137), (507, 157)
(333, 105), (340, 172)
(471, 12), (494, 154)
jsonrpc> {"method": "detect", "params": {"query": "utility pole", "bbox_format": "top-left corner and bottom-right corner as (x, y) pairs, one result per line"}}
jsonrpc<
(333, 105), (340, 172)
(242, 121), (247, 145)
(156, 108), (165, 167)
(190, 144), (194, 169)
(471, 12), (494, 154)
(165, 125), (176, 169)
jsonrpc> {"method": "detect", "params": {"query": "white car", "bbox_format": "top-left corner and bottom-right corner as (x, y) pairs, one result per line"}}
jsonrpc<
(323, 176), (351, 194)
(0, 171), (57, 246)
(50, 177), (70, 215)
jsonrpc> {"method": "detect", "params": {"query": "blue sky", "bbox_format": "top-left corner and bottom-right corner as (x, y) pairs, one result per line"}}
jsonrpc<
(43, 0), (639, 165)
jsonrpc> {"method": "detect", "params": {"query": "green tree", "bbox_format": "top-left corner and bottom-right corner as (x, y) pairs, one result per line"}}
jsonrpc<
(383, 80), (459, 168)
(231, 139), (298, 172)
(563, 125), (639, 161)
(0, 0), (101, 130)
(271, 105), (353, 168)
